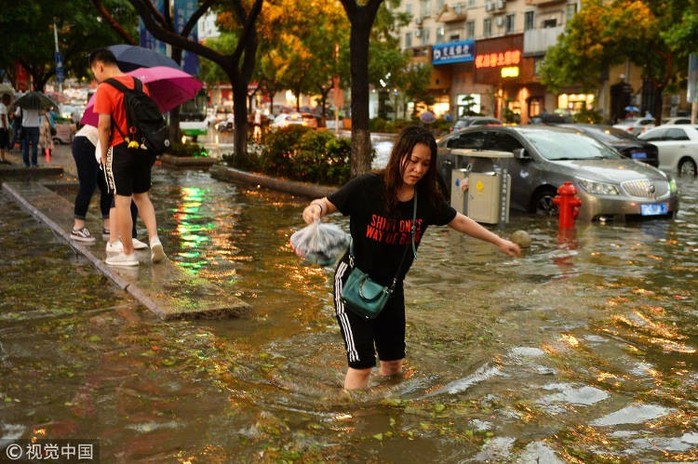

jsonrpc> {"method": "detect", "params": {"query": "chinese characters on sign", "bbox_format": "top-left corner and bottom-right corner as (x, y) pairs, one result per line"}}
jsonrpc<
(432, 40), (476, 65)
(475, 50), (521, 69)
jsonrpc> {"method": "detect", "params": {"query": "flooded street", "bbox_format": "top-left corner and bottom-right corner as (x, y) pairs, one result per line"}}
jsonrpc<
(1, 165), (696, 463)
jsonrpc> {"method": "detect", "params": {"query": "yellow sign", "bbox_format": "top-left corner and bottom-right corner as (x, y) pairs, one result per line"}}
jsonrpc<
(476, 180), (485, 192)
(501, 66), (520, 78)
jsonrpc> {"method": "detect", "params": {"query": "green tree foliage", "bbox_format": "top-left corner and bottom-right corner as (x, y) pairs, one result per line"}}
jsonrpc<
(0, 0), (137, 90)
(539, 0), (698, 117)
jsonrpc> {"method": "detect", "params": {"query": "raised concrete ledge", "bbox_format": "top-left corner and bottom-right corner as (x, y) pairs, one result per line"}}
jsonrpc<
(2, 181), (250, 320)
(210, 164), (336, 199)
(160, 154), (218, 168)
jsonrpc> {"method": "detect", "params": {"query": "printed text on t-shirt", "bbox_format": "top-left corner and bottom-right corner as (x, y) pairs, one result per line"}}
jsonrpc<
(366, 214), (423, 245)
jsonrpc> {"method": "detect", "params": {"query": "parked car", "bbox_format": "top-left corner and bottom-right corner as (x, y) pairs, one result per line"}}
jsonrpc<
(661, 117), (692, 125)
(437, 126), (679, 221)
(612, 117), (655, 136)
(270, 113), (304, 129)
(557, 124), (659, 167)
(300, 112), (319, 129)
(638, 125), (698, 176)
(451, 116), (502, 132)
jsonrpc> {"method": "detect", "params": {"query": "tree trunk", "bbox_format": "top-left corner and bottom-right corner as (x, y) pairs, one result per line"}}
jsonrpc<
(349, 20), (373, 176)
(341, 0), (383, 177)
(231, 71), (250, 165)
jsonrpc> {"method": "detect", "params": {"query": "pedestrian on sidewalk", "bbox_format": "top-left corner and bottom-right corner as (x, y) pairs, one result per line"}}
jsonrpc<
(302, 125), (521, 390)
(69, 124), (111, 243)
(15, 105), (41, 167)
(0, 94), (10, 164)
(39, 112), (54, 159)
(89, 48), (165, 267)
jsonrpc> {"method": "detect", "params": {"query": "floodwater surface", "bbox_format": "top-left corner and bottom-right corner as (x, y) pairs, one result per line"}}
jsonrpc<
(1, 167), (696, 463)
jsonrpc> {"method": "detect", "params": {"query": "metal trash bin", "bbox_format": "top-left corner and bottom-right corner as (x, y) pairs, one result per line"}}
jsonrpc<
(450, 149), (513, 225)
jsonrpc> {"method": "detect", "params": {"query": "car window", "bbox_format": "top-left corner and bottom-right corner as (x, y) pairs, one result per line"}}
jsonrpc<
(446, 132), (487, 149)
(640, 128), (665, 141)
(486, 132), (522, 152)
(523, 130), (620, 160)
(639, 119), (654, 126)
(665, 128), (689, 141)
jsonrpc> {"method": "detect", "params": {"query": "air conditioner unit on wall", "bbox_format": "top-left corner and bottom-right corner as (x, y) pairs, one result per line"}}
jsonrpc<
(415, 16), (423, 25)
(437, 26), (445, 35)
(496, 16), (505, 27)
(485, 2), (494, 12)
(496, 0), (505, 9)
(415, 29), (423, 37)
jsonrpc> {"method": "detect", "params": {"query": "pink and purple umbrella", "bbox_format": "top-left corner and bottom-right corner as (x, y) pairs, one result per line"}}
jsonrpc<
(80, 66), (203, 126)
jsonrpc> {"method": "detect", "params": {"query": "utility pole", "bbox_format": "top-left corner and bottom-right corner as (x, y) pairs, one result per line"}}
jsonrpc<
(53, 18), (64, 93)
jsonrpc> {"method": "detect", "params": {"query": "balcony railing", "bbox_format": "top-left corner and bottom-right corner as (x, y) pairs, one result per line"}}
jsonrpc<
(523, 25), (565, 55)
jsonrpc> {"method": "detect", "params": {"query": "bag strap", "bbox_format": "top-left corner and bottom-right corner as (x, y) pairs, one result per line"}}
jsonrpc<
(103, 77), (142, 142)
(349, 191), (418, 292)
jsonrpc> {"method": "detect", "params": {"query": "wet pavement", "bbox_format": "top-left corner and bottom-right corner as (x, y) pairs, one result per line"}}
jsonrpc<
(0, 141), (697, 463)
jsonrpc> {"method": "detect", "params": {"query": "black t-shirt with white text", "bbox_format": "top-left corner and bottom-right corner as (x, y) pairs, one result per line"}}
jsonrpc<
(328, 173), (456, 286)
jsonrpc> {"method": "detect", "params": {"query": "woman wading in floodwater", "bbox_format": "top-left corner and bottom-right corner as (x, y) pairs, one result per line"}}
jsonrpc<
(302, 126), (521, 390)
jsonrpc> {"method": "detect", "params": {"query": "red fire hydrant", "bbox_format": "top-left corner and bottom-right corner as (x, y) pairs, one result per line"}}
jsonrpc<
(552, 181), (582, 229)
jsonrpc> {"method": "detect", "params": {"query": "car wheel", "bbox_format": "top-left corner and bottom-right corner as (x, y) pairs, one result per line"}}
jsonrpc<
(52, 137), (62, 145)
(531, 187), (558, 216)
(678, 158), (697, 177)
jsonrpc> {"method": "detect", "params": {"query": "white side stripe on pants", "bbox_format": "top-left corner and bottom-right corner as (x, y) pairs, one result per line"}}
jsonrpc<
(103, 146), (116, 194)
(335, 261), (359, 363)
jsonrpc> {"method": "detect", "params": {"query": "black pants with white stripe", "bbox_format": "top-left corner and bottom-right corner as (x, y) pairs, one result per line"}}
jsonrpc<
(333, 260), (406, 370)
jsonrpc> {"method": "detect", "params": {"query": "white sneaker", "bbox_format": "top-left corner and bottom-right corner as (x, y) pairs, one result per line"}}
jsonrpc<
(105, 252), (139, 266)
(132, 238), (149, 250)
(150, 237), (166, 263)
(106, 240), (123, 254)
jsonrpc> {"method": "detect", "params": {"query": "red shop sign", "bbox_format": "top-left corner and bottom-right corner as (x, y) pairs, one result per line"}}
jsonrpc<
(475, 50), (521, 69)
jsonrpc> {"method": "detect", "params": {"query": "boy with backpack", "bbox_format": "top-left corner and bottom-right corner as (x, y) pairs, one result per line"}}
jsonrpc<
(89, 48), (166, 267)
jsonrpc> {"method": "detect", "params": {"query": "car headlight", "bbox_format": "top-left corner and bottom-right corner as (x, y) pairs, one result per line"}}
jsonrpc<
(577, 178), (620, 196)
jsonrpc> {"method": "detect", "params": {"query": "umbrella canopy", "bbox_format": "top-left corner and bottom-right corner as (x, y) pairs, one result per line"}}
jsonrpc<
(80, 66), (203, 126)
(420, 110), (436, 124)
(14, 91), (57, 111)
(625, 105), (640, 113)
(0, 83), (15, 99)
(108, 44), (181, 72)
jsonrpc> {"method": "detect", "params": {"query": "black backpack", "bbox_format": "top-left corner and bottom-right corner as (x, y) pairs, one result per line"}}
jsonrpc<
(105, 77), (170, 154)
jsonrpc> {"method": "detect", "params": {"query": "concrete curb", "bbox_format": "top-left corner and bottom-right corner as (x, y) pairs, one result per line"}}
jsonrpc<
(160, 154), (218, 168)
(210, 164), (336, 199)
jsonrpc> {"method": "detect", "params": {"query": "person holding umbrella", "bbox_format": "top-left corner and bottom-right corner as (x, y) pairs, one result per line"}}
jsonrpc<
(89, 48), (165, 267)
(13, 93), (50, 167)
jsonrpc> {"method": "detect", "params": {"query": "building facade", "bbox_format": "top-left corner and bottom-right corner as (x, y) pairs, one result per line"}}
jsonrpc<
(396, 0), (589, 124)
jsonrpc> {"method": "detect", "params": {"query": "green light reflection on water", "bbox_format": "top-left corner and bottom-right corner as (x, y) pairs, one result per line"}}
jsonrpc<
(173, 186), (216, 275)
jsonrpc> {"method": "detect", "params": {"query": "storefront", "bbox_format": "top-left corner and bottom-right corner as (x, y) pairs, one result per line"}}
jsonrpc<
(473, 34), (540, 124)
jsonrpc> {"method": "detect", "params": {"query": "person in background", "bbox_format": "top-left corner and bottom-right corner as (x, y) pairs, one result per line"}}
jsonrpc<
(15, 105), (41, 167)
(89, 48), (165, 267)
(39, 111), (54, 158)
(302, 125), (521, 390)
(0, 94), (10, 164)
(70, 124), (111, 243)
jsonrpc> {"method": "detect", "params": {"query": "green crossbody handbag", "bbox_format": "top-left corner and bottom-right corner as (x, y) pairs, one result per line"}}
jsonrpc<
(341, 193), (418, 320)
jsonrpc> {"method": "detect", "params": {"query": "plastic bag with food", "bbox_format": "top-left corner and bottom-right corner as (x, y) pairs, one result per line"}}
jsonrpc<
(290, 221), (350, 266)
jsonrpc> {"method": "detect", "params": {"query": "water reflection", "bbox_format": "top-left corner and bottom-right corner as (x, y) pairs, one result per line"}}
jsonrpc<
(0, 171), (696, 462)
